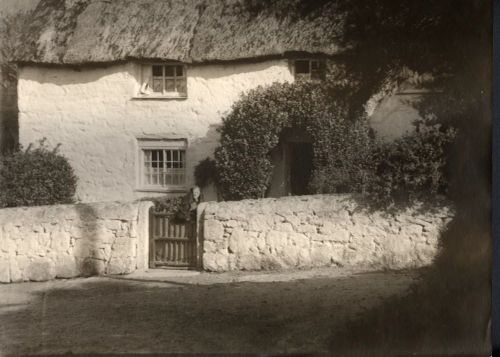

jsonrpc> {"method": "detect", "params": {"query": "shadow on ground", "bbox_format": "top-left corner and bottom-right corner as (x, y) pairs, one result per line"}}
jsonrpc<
(0, 270), (417, 355)
(329, 207), (491, 357)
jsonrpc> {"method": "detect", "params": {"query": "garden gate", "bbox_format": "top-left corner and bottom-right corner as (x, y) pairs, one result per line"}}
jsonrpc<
(149, 207), (198, 268)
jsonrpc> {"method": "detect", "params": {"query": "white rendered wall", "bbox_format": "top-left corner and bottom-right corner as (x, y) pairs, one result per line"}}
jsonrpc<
(18, 61), (423, 203)
(18, 60), (294, 202)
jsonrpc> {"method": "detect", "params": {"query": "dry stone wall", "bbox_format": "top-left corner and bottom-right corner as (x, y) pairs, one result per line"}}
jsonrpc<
(0, 201), (152, 283)
(199, 195), (453, 271)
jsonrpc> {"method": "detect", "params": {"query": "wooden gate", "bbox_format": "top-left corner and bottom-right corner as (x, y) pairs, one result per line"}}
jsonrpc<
(149, 207), (198, 268)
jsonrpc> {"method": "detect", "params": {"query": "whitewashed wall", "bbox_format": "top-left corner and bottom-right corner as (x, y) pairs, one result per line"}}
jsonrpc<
(18, 60), (421, 203)
(18, 60), (294, 202)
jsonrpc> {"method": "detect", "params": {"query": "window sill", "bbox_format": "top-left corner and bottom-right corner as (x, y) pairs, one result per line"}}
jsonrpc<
(132, 94), (187, 100)
(136, 186), (188, 193)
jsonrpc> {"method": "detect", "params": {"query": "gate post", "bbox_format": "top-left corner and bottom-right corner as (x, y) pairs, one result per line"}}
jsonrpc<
(136, 201), (155, 270)
(196, 202), (208, 270)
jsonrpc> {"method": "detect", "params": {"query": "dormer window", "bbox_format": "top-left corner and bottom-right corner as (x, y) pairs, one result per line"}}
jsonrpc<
(293, 59), (325, 81)
(138, 64), (187, 98)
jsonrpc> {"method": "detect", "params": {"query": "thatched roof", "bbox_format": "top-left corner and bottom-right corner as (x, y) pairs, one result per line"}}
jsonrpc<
(13, 0), (344, 65)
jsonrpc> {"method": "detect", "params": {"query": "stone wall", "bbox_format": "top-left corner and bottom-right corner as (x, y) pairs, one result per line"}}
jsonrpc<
(0, 200), (153, 283)
(199, 195), (453, 271)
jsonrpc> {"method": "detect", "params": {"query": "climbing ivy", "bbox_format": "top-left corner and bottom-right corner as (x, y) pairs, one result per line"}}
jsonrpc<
(213, 81), (376, 200)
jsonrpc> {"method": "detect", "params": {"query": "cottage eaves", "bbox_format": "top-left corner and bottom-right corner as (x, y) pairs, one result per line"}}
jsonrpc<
(13, 0), (344, 65)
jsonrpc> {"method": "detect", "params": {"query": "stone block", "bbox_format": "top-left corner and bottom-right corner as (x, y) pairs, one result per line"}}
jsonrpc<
(266, 230), (288, 253)
(204, 240), (226, 254)
(297, 224), (317, 234)
(0, 237), (16, 254)
(204, 220), (225, 241)
(342, 248), (366, 266)
(228, 228), (252, 254)
(80, 257), (106, 276)
(426, 233), (440, 246)
(311, 242), (344, 266)
(415, 242), (437, 266)
(297, 249), (312, 267)
(283, 215), (300, 228)
(288, 232), (309, 249)
(105, 219), (121, 231)
(73, 239), (91, 258)
(69, 224), (83, 238)
(280, 244), (301, 267)
(237, 254), (261, 270)
(274, 222), (294, 233)
(0, 258), (10, 283)
(51, 230), (71, 251)
(318, 225), (350, 243)
(9, 256), (29, 282)
(351, 213), (372, 226)
(225, 220), (239, 228)
(400, 224), (424, 239)
(379, 235), (415, 270)
(17, 237), (38, 256)
(107, 258), (126, 275)
(27, 258), (56, 282)
(203, 252), (229, 271)
(55, 255), (79, 278)
(260, 255), (286, 270)
(37, 231), (52, 250)
(247, 214), (274, 231)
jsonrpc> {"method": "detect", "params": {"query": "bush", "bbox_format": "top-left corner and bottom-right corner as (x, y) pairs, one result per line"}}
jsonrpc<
(367, 119), (457, 206)
(149, 196), (185, 217)
(194, 157), (218, 188)
(214, 81), (376, 200)
(0, 139), (77, 207)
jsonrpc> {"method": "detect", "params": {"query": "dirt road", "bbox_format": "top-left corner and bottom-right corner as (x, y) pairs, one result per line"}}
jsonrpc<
(0, 268), (419, 355)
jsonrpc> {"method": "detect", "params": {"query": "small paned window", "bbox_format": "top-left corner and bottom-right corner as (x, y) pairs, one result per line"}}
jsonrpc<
(139, 64), (187, 98)
(137, 139), (187, 191)
(294, 59), (324, 81)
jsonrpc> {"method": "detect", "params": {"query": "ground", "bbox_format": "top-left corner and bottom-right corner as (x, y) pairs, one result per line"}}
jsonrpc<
(0, 267), (420, 355)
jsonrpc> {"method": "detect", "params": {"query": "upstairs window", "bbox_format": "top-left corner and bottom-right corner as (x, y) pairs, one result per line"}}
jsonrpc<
(139, 64), (187, 98)
(293, 59), (325, 81)
(137, 138), (187, 191)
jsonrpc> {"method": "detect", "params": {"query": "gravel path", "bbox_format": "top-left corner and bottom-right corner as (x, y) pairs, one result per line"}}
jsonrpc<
(0, 268), (420, 355)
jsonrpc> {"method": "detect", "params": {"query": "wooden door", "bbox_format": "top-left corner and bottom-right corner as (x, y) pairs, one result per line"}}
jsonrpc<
(149, 207), (197, 268)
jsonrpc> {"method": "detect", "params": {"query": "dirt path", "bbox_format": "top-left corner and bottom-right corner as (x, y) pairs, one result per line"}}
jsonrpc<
(0, 268), (420, 355)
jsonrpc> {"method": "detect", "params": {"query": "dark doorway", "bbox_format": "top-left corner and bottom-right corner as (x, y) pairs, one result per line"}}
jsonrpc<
(289, 142), (313, 195)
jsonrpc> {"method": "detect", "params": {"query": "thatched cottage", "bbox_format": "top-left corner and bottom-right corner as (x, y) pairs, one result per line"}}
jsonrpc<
(13, 0), (422, 202)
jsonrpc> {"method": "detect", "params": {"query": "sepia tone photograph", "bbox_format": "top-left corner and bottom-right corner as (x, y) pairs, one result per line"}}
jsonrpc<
(0, 0), (492, 355)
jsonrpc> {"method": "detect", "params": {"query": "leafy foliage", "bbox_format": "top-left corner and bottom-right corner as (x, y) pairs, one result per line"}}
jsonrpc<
(214, 81), (376, 200)
(149, 196), (185, 217)
(367, 120), (457, 206)
(0, 139), (77, 207)
(194, 157), (218, 188)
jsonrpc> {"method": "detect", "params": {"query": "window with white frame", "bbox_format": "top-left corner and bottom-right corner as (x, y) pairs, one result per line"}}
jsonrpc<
(137, 138), (187, 190)
(293, 59), (325, 81)
(139, 64), (187, 98)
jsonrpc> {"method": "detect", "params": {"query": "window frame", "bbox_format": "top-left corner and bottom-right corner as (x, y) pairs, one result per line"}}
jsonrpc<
(136, 138), (188, 193)
(292, 59), (325, 81)
(135, 63), (188, 99)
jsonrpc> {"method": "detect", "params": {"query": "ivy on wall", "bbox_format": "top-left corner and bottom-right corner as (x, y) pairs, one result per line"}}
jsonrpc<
(212, 81), (376, 201)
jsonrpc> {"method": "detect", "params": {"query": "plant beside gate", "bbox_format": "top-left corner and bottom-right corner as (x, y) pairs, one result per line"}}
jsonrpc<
(0, 139), (77, 207)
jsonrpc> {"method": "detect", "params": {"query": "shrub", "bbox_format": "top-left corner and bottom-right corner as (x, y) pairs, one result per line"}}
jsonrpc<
(194, 157), (218, 188)
(214, 81), (375, 200)
(0, 139), (77, 207)
(367, 119), (457, 206)
(149, 196), (185, 217)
